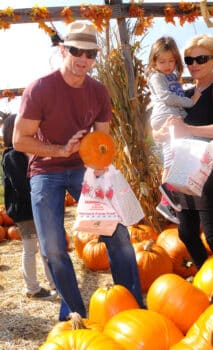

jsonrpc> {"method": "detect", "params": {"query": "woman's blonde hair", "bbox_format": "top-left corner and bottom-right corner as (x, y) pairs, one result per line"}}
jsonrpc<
(146, 36), (183, 78)
(184, 34), (213, 56)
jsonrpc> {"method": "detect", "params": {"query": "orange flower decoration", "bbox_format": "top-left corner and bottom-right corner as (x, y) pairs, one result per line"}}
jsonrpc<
(129, 4), (153, 35)
(30, 6), (50, 22)
(178, 2), (199, 26)
(164, 4), (176, 25)
(80, 5), (112, 32)
(61, 7), (74, 24)
(0, 7), (20, 30)
(1, 90), (16, 100)
(38, 21), (55, 36)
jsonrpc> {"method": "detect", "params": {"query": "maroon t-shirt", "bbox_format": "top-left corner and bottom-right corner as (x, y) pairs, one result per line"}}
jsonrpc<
(19, 70), (112, 177)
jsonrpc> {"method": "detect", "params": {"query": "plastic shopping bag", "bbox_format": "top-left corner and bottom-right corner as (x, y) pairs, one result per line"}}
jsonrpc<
(104, 165), (145, 226)
(73, 167), (120, 235)
(166, 138), (213, 196)
(73, 165), (144, 235)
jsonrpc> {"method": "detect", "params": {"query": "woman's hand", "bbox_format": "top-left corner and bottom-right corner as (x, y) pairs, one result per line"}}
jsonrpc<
(167, 116), (191, 138)
(152, 119), (171, 142)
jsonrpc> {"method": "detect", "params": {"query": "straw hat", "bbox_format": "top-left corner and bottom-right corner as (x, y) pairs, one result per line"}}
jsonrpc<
(63, 21), (99, 49)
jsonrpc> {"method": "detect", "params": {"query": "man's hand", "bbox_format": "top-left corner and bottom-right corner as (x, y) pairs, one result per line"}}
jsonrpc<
(63, 130), (87, 157)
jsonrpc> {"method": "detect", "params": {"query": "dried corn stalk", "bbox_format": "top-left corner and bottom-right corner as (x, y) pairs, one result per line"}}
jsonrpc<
(94, 26), (166, 232)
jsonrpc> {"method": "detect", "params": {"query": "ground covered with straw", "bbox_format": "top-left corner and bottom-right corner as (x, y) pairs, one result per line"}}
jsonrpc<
(0, 206), (112, 350)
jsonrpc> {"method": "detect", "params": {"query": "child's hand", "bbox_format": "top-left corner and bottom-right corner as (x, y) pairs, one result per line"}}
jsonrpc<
(191, 87), (201, 104)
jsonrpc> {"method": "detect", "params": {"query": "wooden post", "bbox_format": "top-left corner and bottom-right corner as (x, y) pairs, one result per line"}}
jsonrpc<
(106, 0), (136, 98)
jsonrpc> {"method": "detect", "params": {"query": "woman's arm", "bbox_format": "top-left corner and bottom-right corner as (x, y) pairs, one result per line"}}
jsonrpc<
(168, 116), (213, 139)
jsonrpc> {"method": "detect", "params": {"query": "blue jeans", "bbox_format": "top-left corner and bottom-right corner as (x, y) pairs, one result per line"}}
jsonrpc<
(30, 169), (145, 320)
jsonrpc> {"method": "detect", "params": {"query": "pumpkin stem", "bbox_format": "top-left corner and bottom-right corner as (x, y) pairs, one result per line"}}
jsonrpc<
(182, 257), (194, 268)
(99, 144), (107, 154)
(143, 239), (155, 251)
(66, 312), (87, 329)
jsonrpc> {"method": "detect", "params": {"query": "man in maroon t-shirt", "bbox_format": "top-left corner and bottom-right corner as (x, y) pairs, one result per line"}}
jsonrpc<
(13, 21), (145, 320)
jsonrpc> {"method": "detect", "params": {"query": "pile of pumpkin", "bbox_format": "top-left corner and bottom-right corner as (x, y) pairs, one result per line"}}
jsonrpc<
(72, 224), (212, 294)
(0, 205), (22, 241)
(0, 192), (76, 244)
(38, 224), (213, 349)
(39, 271), (213, 349)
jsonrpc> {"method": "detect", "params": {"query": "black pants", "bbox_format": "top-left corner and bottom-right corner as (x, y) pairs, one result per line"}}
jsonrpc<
(177, 208), (213, 269)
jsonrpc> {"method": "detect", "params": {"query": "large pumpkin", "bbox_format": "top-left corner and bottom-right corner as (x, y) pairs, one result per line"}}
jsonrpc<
(146, 273), (210, 334)
(170, 304), (213, 349)
(89, 284), (140, 329)
(79, 131), (115, 169)
(128, 224), (158, 243)
(133, 240), (173, 292)
(82, 238), (110, 270)
(156, 228), (197, 277)
(193, 256), (213, 300)
(72, 231), (98, 259)
(39, 329), (124, 350)
(103, 308), (183, 350)
(46, 312), (101, 342)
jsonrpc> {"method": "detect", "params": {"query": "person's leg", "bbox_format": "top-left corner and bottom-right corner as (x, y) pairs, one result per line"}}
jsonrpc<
(100, 224), (145, 308)
(177, 209), (208, 269)
(30, 171), (86, 320)
(200, 208), (213, 255)
(18, 222), (40, 294)
(25, 220), (56, 291)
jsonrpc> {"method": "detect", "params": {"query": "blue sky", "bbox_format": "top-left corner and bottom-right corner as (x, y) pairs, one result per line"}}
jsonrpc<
(0, 0), (213, 113)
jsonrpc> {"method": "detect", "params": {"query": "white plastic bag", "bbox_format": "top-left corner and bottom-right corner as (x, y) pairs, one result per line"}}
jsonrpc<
(73, 167), (120, 235)
(104, 165), (145, 226)
(73, 165), (144, 235)
(166, 138), (213, 196)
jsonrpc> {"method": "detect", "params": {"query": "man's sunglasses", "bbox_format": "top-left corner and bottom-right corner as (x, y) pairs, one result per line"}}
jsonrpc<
(65, 46), (98, 59)
(184, 55), (213, 65)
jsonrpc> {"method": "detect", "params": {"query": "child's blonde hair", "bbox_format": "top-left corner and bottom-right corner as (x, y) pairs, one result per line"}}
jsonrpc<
(146, 36), (183, 78)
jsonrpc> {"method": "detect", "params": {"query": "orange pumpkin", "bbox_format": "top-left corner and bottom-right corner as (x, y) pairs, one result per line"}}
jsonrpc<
(170, 304), (213, 349)
(193, 256), (213, 300)
(89, 284), (140, 329)
(0, 209), (14, 226)
(156, 228), (197, 277)
(103, 308), (184, 350)
(200, 232), (213, 255)
(133, 240), (173, 292)
(0, 214), (4, 226)
(64, 192), (76, 206)
(128, 224), (158, 243)
(46, 312), (101, 342)
(7, 225), (22, 240)
(40, 329), (124, 350)
(0, 225), (6, 242)
(79, 131), (115, 169)
(73, 231), (98, 259)
(66, 233), (73, 252)
(82, 238), (110, 270)
(146, 273), (210, 334)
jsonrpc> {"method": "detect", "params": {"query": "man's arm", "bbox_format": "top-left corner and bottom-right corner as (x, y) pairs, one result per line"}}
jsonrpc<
(13, 115), (86, 158)
(94, 121), (110, 134)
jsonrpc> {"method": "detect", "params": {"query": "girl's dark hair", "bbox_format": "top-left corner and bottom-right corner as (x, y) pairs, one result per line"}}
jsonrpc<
(2, 114), (16, 147)
(146, 36), (183, 78)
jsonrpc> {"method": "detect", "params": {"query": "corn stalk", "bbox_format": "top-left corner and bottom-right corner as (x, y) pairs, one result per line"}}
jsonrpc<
(94, 26), (166, 232)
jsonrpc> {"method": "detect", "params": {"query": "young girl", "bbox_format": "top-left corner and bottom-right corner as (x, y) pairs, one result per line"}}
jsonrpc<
(1, 114), (56, 299)
(147, 36), (200, 224)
